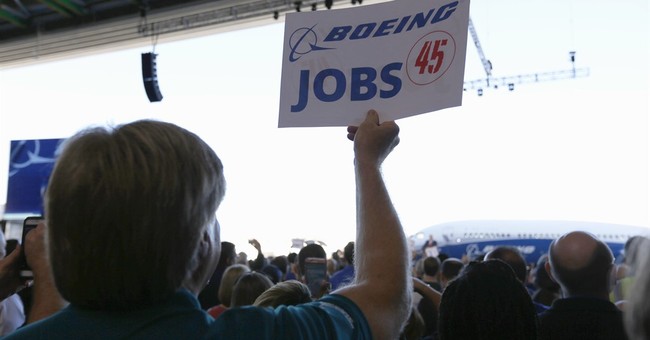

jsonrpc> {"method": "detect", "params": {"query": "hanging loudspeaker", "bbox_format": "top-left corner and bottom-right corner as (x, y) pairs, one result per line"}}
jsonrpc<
(141, 52), (163, 102)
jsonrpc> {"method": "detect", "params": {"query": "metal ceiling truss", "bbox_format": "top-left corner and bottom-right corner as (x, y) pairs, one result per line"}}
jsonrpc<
(0, 0), (355, 69)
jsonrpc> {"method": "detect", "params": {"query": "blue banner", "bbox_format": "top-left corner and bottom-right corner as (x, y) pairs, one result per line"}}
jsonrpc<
(5, 138), (64, 216)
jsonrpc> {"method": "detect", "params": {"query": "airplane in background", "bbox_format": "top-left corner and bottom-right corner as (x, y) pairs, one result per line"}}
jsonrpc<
(409, 220), (650, 265)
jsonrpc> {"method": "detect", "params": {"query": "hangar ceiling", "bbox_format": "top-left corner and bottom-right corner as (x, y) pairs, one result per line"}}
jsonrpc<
(0, 0), (363, 69)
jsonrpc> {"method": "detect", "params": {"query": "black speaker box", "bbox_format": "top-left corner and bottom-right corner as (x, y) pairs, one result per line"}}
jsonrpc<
(141, 52), (163, 102)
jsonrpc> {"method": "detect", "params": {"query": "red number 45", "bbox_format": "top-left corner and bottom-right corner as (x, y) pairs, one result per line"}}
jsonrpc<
(415, 39), (447, 75)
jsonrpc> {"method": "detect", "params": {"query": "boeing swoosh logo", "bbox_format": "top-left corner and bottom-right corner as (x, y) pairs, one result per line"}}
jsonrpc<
(288, 24), (334, 62)
(465, 244), (480, 257)
(9, 140), (57, 177)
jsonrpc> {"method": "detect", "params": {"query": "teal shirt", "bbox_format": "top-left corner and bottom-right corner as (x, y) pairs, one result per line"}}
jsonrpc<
(3, 291), (370, 339)
(204, 294), (372, 339)
(3, 289), (213, 339)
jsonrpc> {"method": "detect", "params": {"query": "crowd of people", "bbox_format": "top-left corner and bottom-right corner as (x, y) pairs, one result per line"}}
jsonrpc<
(0, 110), (648, 339)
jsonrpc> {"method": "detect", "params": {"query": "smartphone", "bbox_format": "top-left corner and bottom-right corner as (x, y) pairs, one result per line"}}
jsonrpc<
(304, 257), (327, 298)
(20, 216), (43, 279)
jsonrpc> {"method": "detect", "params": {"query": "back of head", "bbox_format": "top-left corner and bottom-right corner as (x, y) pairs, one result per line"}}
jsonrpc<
(440, 258), (464, 281)
(253, 280), (312, 308)
(532, 254), (560, 306)
(484, 246), (528, 283)
(218, 264), (250, 308)
(217, 242), (236, 270)
(271, 255), (289, 277)
(298, 244), (326, 276)
(439, 260), (537, 340)
(548, 231), (614, 297)
(534, 254), (560, 292)
(287, 252), (298, 265)
(344, 241), (355, 266)
(423, 256), (441, 277)
(260, 264), (283, 284)
(46, 120), (225, 310)
(413, 258), (425, 278)
(230, 272), (274, 307)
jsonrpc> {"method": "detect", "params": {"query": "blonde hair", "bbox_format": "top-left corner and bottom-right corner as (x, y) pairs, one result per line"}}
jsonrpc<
(218, 264), (250, 307)
(253, 280), (312, 308)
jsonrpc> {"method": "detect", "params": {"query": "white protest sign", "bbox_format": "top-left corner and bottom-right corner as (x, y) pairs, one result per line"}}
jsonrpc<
(278, 0), (470, 128)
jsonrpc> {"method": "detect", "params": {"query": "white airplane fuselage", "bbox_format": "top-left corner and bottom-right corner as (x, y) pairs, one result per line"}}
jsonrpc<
(410, 220), (650, 264)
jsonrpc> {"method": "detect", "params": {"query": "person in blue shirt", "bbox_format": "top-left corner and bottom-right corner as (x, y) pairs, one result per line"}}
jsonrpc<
(330, 241), (355, 290)
(3, 110), (411, 339)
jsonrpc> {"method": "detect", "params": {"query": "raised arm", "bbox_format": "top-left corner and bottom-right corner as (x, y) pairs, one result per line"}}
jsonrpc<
(413, 277), (441, 309)
(335, 110), (411, 340)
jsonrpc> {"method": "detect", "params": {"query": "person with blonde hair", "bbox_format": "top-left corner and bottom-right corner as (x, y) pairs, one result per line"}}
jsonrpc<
(206, 264), (250, 319)
(230, 272), (273, 307)
(253, 280), (312, 308)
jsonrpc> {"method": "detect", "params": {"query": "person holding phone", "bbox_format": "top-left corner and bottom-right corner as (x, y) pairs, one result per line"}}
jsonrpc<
(0, 220), (65, 332)
(297, 244), (329, 299)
